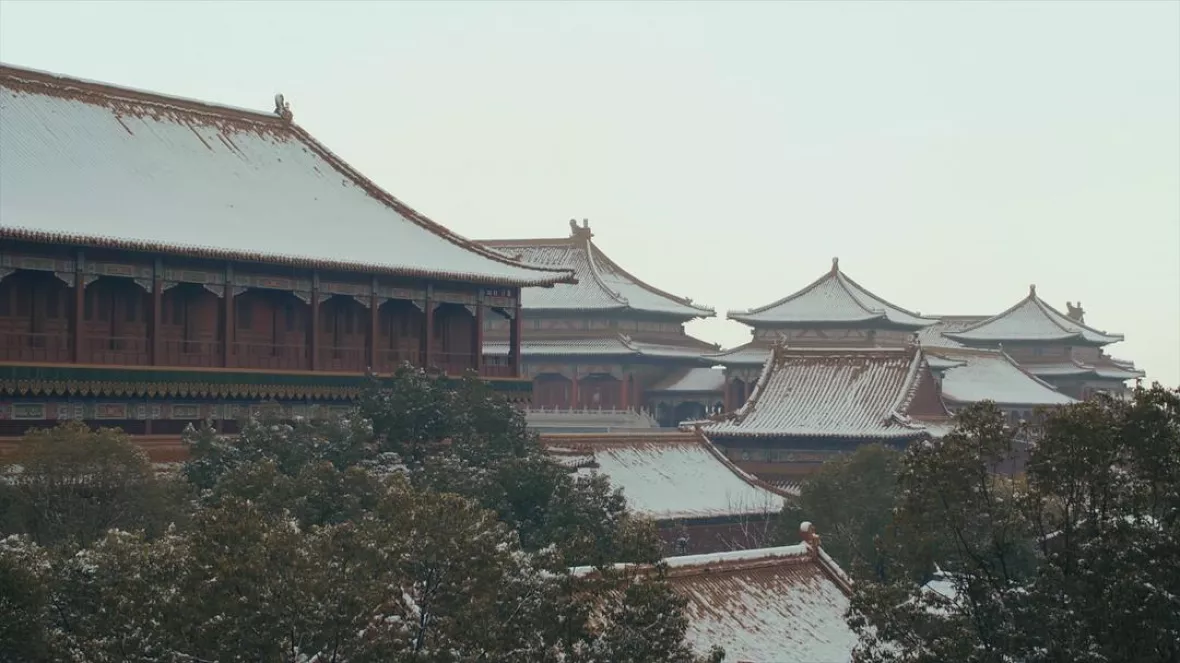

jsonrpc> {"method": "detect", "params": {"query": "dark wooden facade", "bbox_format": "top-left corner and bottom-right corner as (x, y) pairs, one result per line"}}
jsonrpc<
(0, 240), (528, 443)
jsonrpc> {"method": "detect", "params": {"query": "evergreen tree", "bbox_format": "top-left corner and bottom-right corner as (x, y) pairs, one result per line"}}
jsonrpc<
(849, 386), (1180, 663)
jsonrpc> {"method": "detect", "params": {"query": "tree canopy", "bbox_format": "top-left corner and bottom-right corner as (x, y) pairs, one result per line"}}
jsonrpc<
(0, 366), (720, 662)
(848, 385), (1180, 663)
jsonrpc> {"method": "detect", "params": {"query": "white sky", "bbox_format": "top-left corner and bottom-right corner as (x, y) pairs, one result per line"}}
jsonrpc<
(1, 0), (1177, 386)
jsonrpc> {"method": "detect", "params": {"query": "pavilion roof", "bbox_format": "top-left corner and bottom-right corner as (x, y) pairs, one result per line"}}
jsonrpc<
(943, 285), (1124, 346)
(480, 221), (714, 318)
(702, 342), (772, 367)
(1021, 357), (1145, 381)
(483, 333), (715, 361)
(573, 535), (856, 663)
(728, 257), (936, 329)
(542, 431), (788, 521)
(0, 64), (574, 287)
(925, 347), (1077, 407)
(703, 345), (948, 439)
(648, 367), (727, 393)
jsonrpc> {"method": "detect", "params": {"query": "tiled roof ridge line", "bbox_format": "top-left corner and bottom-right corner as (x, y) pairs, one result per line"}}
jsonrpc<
(1029, 293), (1124, 341)
(887, 345), (946, 426)
(284, 123), (577, 281)
(727, 267), (843, 318)
(816, 547), (855, 596)
(949, 288), (1122, 343)
(998, 349), (1073, 394)
(1, 63), (280, 125)
(725, 341), (781, 423)
(569, 544), (817, 580)
(836, 269), (935, 325)
(584, 236), (715, 316)
(692, 428), (796, 500)
(577, 232), (634, 308)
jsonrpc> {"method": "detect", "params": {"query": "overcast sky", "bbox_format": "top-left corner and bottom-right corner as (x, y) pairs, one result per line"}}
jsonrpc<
(1, 0), (1177, 386)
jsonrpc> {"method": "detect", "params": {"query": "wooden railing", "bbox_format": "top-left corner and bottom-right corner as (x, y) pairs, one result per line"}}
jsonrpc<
(0, 331), (71, 363)
(232, 341), (310, 371)
(160, 339), (220, 368)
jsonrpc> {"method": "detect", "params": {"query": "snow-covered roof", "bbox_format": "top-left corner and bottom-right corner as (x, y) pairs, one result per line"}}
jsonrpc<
(672, 545), (856, 663)
(480, 221), (714, 318)
(575, 539), (855, 663)
(1022, 359), (1145, 381)
(926, 348), (1076, 407)
(728, 258), (935, 329)
(914, 316), (987, 348)
(483, 336), (636, 357)
(648, 367), (727, 393)
(944, 285), (1124, 345)
(702, 342), (772, 367)
(543, 432), (787, 521)
(483, 333), (714, 361)
(0, 64), (573, 287)
(704, 345), (948, 439)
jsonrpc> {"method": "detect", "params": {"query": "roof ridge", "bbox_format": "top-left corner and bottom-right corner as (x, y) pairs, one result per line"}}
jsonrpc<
(285, 125), (576, 280)
(997, 349), (1070, 393)
(837, 269), (934, 323)
(1030, 293), (1123, 340)
(948, 285), (1122, 344)
(1, 62), (279, 124)
(887, 346), (927, 420)
(728, 266), (837, 317)
(584, 236), (715, 315)
(692, 428), (796, 499)
(578, 235), (631, 307)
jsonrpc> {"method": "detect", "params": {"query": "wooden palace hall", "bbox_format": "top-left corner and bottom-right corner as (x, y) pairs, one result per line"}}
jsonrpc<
(480, 220), (724, 427)
(0, 63), (575, 443)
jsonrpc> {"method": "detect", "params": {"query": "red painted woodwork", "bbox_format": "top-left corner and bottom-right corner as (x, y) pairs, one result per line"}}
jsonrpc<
(319, 295), (368, 372)
(81, 277), (150, 365)
(0, 263), (503, 379)
(375, 299), (424, 373)
(534, 374), (572, 409)
(510, 303), (523, 377)
(231, 290), (310, 370)
(433, 304), (476, 375)
(576, 374), (623, 409)
(159, 284), (220, 367)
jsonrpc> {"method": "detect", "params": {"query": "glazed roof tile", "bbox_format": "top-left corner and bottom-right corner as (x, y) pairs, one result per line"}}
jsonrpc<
(703, 343), (772, 367)
(483, 333), (714, 360)
(729, 258), (935, 329)
(543, 432), (788, 521)
(648, 367), (727, 393)
(0, 64), (573, 287)
(1023, 359), (1145, 380)
(927, 348), (1076, 407)
(482, 336), (636, 357)
(481, 221), (713, 318)
(574, 542), (855, 663)
(704, 345), (945, 439)
(944, 285), (1124, 345)
(915, 316), (987, 348)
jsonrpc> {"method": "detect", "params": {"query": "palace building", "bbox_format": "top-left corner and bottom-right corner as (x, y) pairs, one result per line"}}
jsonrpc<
(921, 285), (1143, 400)
(480, 221), (721, 426)
(0, 64), (574, 446)
(707, 257), (937, 412)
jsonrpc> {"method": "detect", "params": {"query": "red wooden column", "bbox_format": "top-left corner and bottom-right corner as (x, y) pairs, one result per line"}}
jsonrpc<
(723, 374), (733, 413)
(570, 371), (580, 409)
(72, 250), (85, 363)
(619, 372), (630, 410)
(509, 299), (523, 378)
(368, 276), (379, 372)
(221, 265), (234, 368)
(310, 273), (321, 371)
(150, 258), (163, 365)
(473, 291), (485, 375)
(423, 284), (435, 369)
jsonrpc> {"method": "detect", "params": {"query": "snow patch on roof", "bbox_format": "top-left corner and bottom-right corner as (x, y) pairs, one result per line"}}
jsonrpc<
(705, 346), (944, 439)
(929, 349), (1076, 406)
(0, 64), (572, 286)
(649, 367), (727, 393)
(544, 433), (786, 520)
(945, 286), (1124, 345)
(729, 258), (934, 329)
